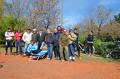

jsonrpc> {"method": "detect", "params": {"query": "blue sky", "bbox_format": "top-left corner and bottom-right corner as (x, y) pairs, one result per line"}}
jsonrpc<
(63, 0), (120, 27)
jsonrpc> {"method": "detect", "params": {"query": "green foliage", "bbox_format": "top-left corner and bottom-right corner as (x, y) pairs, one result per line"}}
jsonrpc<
(114, 13), (120, 23)
(0, 16), (13, 44)
(79, 35), (87, 44)
(94, 38), (117, 58)
(0, 16), (26, 44)
(94, 38), (102, 54)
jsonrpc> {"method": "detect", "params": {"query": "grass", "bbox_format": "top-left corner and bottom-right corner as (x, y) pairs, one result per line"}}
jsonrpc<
(0, 45), (16, 54)
(78, 53), (120, 63)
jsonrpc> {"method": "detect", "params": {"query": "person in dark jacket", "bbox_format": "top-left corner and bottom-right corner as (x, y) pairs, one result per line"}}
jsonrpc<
(86, 31), (94, 56)
(45, 29), (53, 60)
(32, 29), (38, 42)
(36, 28), (47, 51)
(74, 28), (80, 57)
(53, 28), (61, 60)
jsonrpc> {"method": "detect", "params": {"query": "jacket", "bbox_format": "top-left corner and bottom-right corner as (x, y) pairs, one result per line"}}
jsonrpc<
(27, 43), (38, 53)
(36, 32), (46, 43)
(45, 33), (53, 44)
(60, 33), (69, 46)
(68, 32), (77, 44)
(53, 32), (60, 45)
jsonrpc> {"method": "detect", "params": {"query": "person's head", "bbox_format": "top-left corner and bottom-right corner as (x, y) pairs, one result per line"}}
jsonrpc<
(31, 39), (36, 44)
(54, 28), (57, 33)
(74, 28), (78, 33)
(47, 28), (51, 33)
(8, 28), (11, 32)
(57, 26), (62, 32)
(27, 28), (31, 33)
(69, 29), (73, 33)
(33, 28), (37, 33)
(63, 29), (68, 35)
(89, 30), (93, 35)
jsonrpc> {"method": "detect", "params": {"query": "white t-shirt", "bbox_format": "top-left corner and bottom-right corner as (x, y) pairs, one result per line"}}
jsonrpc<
(22, 32), (32, 44)
(5, 31), (14, 40)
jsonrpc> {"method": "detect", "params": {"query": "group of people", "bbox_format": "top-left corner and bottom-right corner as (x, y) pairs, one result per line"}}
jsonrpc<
(5, 26), (94, 61)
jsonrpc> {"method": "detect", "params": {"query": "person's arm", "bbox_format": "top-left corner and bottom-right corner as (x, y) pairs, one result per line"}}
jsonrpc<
(11, 32), (14, 37)
(5, 32), (9, 37)
(68, 33), (77, 41)
(26, 44), (31, 53)
(22, 32), (26, 42)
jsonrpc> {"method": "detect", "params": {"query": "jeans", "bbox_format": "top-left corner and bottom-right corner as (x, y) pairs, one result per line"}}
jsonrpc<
(68, 43), (75, 58)
(53, 45), (60, 59)
(24, 43), (29, 53)
(87, 43), (93, 54)
(47, 44), (53, 59)
(16, 40), (20, 53)
(5, 40), (13, 53)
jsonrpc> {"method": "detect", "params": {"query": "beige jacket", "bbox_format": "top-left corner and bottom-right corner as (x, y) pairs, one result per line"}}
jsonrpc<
(68, 32), (77, 44)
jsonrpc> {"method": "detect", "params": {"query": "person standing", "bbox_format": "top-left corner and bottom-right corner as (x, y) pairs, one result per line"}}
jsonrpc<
(68, 29), (77, 61)
(15, 30), (22, 54)
(36, 28), (47, 51)
(60, 30), (69, 61)
(32, 29), (38, 42)
(86, 31), (94, 56)
(45, 29), (53, 60)
(5, 28), (14, 55)
(53, 28), (61, 60)
(74, 28), (80, 57)
(22, 29), (32, 54)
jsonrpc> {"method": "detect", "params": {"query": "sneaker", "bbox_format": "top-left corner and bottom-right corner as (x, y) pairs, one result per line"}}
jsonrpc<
(47, 58), (51, 60)
(69, 56), (72, 60)
(72, 57), (75, 60)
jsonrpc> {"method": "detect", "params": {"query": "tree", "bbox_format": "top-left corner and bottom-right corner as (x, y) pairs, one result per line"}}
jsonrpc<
(0, 0), (4, 21)
(114, 13), (120, 23)
(4, 0), (62, 29)
(93, 5), (112, 38)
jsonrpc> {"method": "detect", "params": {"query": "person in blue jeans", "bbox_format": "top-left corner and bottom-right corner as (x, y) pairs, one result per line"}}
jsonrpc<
(68, 29), (77, 61)
(53, 28), (61, 60)
(45, 29), (53, 60)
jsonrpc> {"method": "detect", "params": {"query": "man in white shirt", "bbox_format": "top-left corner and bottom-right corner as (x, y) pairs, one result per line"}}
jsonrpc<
(22, 29), (32, 53)
(5, 28), (14, 55)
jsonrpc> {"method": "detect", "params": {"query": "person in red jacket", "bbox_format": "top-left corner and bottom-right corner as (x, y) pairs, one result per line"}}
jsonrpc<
(15, 30), (22, 54)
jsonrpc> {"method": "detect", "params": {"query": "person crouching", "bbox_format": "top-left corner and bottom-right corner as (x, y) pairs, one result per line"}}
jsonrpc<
(24, 40), (38, 57)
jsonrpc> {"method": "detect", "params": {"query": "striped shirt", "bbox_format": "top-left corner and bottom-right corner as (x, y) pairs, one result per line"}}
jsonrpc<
(5, 31), (14, 40)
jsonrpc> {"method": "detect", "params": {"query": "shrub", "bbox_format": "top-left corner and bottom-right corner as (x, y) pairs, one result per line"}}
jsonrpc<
(79, 35), (87, 44)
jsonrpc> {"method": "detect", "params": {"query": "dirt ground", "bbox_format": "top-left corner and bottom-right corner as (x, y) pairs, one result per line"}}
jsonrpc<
(0, 54), (120, 79)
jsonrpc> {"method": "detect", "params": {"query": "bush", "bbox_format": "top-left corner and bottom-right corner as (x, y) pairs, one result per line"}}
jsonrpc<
(79, 35), (87, 44)
(0, 16), (26, 44)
